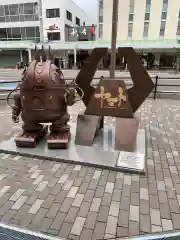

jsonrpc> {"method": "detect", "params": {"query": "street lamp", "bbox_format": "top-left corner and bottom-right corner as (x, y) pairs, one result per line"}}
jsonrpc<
(109, 0), (119, 78)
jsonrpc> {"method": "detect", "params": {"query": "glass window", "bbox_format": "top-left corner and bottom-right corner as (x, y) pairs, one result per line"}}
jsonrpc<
(24, 15), (34, 21)
(10, 15), (19, 22)
(5, 16), (10, 22)
(129, 0), (134, 13)
(66, 10), (72, 21)
(65, 25), (70, 41)
(19, 15), (25, 21)
(99, 0), (103, 8)
(99, 6), (103, 22)
(0, 16), (5, 22)
(129, 14), (133, 21)
(145, 13), (150, 20)
(24, 3), (34, 14)
(146, 5), (151, 12)
(162, 0), (168, 11)
(146, 0), (151, 12)
(76, 17), (80, 26)
(99, 7), (103, 17)
(143, 22), (149, 38)
(177, 20), (180, 36)
(21, 27), (26, 39)
(6, 28), (12, 39)
(129, 6), (134, 13)
(99, 24), (103, 38)
(99, 15), (103, 22)
(19, 4), (24, 14)
(0, 2), (39, 22)
(11, 27), (21, 39)
(9, 4), (18, 15)
(4, 5), (9, 15)
(47, 32), (60, 40)
(160, 20), (166, 28)
(161, 11), (167, 19)
(34, 2), (38, 15)
(26, 27), (35, 39)
(0, 28), (7, 39)
(128, 23), (133, 39)
(0, 6), (4, 16)
(35, 27), (40, 38)
(129, 0), (134, 7)
(160, 21), (166, 37)
(46, 8), (60, 18)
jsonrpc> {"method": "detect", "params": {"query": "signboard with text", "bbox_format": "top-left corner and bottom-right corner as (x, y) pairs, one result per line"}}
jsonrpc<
(65, 26), (96, 42)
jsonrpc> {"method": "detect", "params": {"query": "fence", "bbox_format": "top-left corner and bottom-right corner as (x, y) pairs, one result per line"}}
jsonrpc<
(153, 76), (180, 100)
(1, 75), (180, 102)
(0, 78), (101, 101)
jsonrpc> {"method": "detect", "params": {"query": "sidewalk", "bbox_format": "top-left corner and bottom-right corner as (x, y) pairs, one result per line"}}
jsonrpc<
(0, 100), (180, 239)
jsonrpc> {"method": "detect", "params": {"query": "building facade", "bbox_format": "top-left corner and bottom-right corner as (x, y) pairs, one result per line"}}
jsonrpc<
(0, 0), (89, 42)
(0, 0), (89, 67)
(96, 0), (180, 69)
(98, 0), (180, 41)
(42, 0), (89, 42)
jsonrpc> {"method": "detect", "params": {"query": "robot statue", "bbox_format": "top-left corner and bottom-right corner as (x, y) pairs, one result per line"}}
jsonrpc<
(7, 46), (83, 149)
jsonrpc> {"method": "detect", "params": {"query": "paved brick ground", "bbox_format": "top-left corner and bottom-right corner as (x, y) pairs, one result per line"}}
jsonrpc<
(0, 99), (180, 239)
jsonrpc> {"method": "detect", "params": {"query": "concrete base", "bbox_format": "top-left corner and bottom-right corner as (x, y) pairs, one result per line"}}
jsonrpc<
(0, 123), (146, 174)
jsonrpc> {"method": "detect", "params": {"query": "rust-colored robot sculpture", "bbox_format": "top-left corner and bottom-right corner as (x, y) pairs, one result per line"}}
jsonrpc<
(7, 46), (83, 149)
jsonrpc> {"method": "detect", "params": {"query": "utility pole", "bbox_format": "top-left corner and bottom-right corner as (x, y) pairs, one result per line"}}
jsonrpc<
(109, 0), (119, 78)
(39, 0), (44, 42)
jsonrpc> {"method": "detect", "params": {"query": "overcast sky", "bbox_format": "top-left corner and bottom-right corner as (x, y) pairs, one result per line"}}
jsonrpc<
(73, 0), (97, 23)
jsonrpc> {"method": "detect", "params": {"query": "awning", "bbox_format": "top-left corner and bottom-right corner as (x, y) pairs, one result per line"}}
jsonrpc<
(0, 39), (179, 51)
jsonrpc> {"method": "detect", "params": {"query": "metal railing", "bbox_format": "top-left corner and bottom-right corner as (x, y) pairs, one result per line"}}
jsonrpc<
(1, 75), (180, 101)
(0, 77), (101, 101)
(153, 75), (180, 100)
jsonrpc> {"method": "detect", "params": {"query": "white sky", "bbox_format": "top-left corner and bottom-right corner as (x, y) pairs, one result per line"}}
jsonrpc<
(73, 0), (97, 23)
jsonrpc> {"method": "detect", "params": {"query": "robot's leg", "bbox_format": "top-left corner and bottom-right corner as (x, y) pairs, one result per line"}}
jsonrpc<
(47, 112), (71, 149)
(15, 118), (48, 148)
(22, 121), (43, 132)
(49, 112), (70, 133)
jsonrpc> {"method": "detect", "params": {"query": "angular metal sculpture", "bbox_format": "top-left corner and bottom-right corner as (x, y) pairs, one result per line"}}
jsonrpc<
(75, 47), (154, 152)
(8, 46), (83, 149)
(75, 48), (108, 146)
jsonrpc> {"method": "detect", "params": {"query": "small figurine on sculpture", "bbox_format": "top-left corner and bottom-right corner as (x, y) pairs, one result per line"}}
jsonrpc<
(7, 46), (83, 149)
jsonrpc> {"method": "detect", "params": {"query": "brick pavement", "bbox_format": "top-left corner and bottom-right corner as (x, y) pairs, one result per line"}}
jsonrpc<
(0, 99), (180, 239)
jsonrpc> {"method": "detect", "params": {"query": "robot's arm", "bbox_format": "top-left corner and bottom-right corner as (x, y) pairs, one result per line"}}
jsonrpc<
(12, 94), (21, 123)
(64, 88), (76, 106)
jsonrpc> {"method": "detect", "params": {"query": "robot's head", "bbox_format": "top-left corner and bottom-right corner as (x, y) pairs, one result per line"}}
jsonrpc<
(34, 45), (54, 63)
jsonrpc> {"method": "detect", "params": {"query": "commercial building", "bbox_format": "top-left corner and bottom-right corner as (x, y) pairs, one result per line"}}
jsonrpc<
(99, 0), (180, 41)
(0, 0), (89, 67)
(0, 0), (180, 69)
(97, 0), (180, 69)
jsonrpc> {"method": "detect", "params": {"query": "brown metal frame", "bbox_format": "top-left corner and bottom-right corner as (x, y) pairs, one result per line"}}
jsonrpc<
(75, 47), (155, 151)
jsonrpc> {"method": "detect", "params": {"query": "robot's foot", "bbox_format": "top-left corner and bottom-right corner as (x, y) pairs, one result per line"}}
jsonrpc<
(15, 126), (48, 148)
(47, 130), (70, 149)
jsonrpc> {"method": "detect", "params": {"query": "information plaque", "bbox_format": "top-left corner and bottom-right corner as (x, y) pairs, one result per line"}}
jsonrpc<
(117, 151), (145, 173)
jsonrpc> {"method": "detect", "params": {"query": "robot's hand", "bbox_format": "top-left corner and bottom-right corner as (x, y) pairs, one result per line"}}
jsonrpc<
(64, 89), (76, 106)
(12, 114), (19, 123)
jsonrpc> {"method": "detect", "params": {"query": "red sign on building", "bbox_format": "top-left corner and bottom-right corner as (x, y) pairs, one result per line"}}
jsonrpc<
(47, 24), (60, 31)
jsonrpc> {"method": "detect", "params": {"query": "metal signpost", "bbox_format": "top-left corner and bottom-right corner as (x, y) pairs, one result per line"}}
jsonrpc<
(110, 0), (119, 78)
